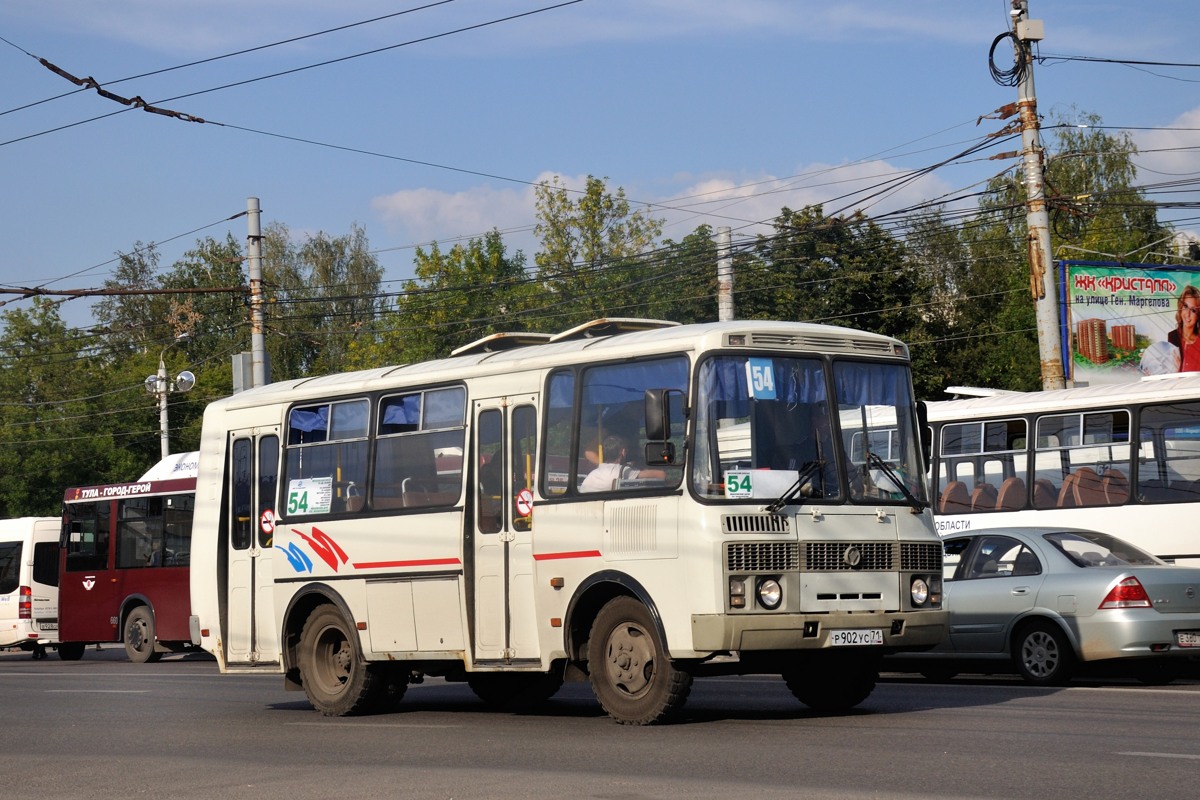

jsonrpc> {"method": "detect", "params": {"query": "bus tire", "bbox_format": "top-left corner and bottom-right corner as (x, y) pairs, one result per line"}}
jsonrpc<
(124, 607), (162, 663)
(784, 653), (879, 712)
(587, 596), (692, 725)
(467, 672), (563, 709)
(298, 605), (378, 716)
(57, 642), (86, 661)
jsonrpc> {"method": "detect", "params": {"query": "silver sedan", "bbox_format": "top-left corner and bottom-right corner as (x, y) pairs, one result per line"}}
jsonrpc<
(889, 527), (1200, 684)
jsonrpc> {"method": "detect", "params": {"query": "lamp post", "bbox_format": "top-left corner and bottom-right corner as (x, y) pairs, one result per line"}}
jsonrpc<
(145, 345), (196, 459)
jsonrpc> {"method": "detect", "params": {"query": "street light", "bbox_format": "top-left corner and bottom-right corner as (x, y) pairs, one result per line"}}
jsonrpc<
(145, 344), (196, 459)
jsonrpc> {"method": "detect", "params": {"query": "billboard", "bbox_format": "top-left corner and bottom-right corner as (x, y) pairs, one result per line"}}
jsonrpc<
(1063, 261), (1200, 385)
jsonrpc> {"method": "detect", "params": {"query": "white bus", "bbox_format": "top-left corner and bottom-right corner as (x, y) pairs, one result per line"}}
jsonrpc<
(928, 374), (1200, 565)
(189, 319), (947, 724)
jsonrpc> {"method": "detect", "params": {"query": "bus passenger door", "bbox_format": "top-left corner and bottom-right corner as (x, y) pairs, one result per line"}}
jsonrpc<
(472, 396), (540, 664)
(225, 430), (281, 665)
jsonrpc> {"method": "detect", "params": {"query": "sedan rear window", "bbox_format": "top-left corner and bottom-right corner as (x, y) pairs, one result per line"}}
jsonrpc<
(1044, 530), (1161, 567)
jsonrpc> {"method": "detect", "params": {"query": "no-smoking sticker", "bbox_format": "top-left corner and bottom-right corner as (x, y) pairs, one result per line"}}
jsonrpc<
(260, 508), (276, 535)
(515, 488), (534, 517)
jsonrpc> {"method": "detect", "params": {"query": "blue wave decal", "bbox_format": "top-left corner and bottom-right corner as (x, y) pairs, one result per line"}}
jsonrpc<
(280, 542), (314, 573)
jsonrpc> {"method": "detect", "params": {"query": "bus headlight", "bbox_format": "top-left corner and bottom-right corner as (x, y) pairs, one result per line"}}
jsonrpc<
(757, 578), (783, 610)
(910, 576), (930, 606)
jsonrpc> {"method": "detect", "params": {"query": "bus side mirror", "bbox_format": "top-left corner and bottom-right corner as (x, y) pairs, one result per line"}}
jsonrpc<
(644, 388), (686, 466)
(917, 401), (931, 466)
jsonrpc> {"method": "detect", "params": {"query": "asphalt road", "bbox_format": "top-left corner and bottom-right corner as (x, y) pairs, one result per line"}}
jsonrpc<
(3, 645), (1198, 800)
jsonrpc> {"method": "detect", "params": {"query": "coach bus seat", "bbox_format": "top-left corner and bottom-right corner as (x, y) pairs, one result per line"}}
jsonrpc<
(970, 483), (998, 513)
(995, 476), (1026, 511)
(1101, 469), (1129, 505)
(1033, 478), (1058, 509)
(1056, 473), (1079, 508)
(939, 481), (971, 514)
(1071, 467), (1106, 507)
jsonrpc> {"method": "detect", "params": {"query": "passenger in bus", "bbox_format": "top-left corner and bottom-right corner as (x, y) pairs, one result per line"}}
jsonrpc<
(1168, 285), (1200, 372)
(580, 435), (664, 492)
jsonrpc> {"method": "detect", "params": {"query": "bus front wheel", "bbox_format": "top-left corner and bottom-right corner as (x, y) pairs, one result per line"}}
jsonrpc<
(298, 605), (379, 716)
(587, 596), (692, 725)
(124, 607), (162, 663)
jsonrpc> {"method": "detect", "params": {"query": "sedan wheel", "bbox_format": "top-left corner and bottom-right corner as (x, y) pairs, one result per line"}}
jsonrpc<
(1014, 621), (1074, 685)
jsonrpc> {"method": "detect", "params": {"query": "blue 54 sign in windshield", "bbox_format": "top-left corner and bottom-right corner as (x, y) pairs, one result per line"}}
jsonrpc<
(745, 358), (777, 400)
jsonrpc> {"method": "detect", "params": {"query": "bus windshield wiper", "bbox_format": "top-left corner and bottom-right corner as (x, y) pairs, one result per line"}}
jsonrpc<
(864, 450), (927, 511)
(765, 459), (823, 513)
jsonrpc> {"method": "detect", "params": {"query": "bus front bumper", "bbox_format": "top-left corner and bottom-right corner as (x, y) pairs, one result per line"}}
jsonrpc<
(691, 609), (949, 652)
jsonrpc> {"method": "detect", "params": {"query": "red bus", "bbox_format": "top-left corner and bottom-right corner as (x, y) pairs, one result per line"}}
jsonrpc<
(58, 453), (198, 662)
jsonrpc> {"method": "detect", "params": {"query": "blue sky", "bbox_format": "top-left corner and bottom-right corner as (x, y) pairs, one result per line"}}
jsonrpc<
(2, 0), (1197, 328)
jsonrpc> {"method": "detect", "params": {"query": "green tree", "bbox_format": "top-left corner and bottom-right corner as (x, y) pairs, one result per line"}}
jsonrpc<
(533, 175), (664, 325)
(0, 300), (144, 514)
(368, 229), (533, 364)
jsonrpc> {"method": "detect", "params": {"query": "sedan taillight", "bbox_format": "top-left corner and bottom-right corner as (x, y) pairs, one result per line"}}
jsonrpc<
(1098, 576), (1152, 609)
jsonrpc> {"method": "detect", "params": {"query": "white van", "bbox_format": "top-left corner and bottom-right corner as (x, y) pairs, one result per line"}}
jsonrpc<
(0, 518), (60, 657)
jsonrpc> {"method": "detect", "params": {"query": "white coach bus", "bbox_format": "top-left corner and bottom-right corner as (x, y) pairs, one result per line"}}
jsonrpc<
(189, 319), (947, 724)
(928, 374), (1200, 565)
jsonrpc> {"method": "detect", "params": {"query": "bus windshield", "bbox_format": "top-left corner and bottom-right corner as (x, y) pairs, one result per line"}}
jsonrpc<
(691, 356), (926, 505)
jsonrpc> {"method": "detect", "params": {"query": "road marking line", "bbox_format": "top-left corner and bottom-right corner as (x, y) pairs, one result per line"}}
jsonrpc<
(285, 722), (460, 729)
(45, 689), (150, 693)
(1118, 752), (1200, 761)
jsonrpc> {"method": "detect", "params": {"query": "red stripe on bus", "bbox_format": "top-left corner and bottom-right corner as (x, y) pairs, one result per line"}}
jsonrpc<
(533, 550), (602, 561)
(352, 558), (462, 569)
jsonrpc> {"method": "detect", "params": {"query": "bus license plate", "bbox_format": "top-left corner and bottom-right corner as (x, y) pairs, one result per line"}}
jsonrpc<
(1177, 631), (1200, 648)
(830, 629), (883, 646)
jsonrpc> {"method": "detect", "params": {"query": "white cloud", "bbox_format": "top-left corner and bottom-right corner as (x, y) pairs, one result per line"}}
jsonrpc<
(370, 160), (956, 258)
(371, 183), (539, 249)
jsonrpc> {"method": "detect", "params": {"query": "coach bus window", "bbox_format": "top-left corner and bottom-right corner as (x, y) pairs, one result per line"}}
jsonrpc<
(574, 357), (688, 493)
(164, 494), (194, 566)
(543, 371), (577, 497)
(64, 501), (110, 572)
(1033, 411), (1130, 508)
(936, 418), (1027, 513)
(116, 497), (164, 568)
(257, 436), (279, 547)
(1138, 402), (1200, 503)
(285, 399), (369, 516)
(374, 386), (466, 510)
(511, 405), (537, 531)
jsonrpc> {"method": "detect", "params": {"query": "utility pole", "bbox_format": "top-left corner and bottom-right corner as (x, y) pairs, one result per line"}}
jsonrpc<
(246, 197), (267, 388)
(1011, 0), (1066, 389)
(716, 226), (734, 322)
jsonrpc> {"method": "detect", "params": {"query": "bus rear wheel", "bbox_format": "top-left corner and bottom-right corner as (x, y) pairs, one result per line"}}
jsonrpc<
(124, 607), (163, 663)
(587, 596), (692, 725)
(298, 605), (379, 716)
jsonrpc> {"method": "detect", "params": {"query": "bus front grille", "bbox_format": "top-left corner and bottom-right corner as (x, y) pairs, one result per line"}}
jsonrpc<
(900, 542), (943, 572)
(805, 542), (894, 571)
(726, 542), (800, 572)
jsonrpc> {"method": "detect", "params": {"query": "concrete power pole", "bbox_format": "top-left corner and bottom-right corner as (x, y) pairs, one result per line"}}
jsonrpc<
(717, 226), (734, 322)
(1011, 1), (1066, 390)
(246, 197), (268, 388)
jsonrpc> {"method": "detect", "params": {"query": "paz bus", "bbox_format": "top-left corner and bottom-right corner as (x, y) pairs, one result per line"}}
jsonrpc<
(928, 374), (1200, 565)
(58, 452), (199, 661)
(188, 319), (947, 724)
